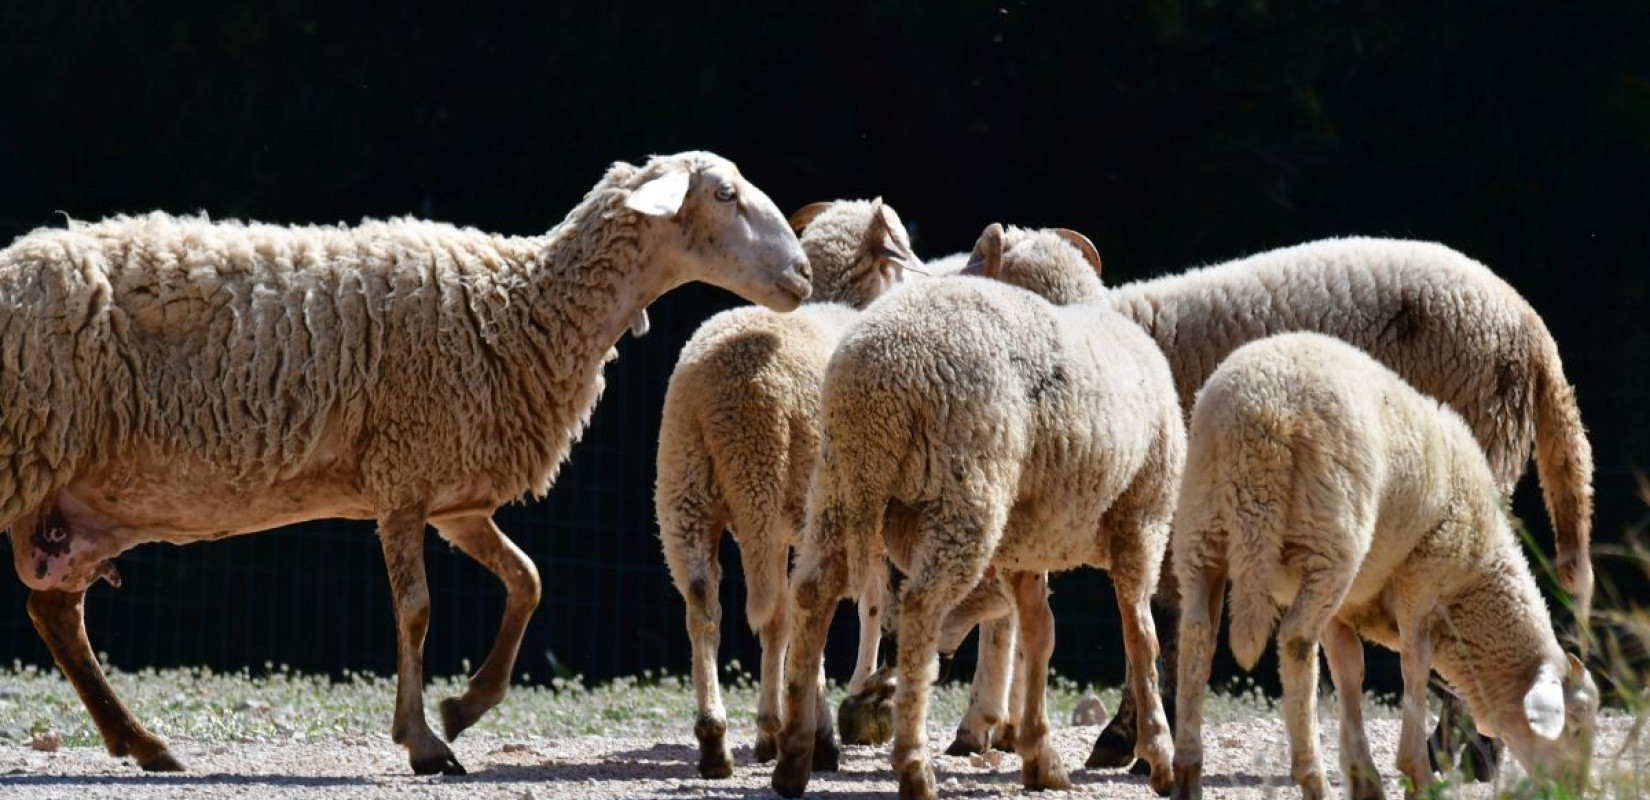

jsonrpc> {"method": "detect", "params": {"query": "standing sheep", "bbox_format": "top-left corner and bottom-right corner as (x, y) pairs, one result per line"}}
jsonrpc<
(1170, 332), (1597, 800)
(772, 224), (1182, 800)
(655, 198), (920, 778)
(0, 151), (812, 776)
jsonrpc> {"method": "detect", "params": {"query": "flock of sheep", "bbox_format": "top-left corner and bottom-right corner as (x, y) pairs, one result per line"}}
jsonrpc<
(0, 150), (1598, 800)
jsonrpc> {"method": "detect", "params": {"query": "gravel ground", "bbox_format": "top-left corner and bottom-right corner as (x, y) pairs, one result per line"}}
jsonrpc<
(0, 666), (1643, 799)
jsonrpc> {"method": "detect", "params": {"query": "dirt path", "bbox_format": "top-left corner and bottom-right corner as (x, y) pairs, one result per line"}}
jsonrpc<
(1, 717), (1640, 800)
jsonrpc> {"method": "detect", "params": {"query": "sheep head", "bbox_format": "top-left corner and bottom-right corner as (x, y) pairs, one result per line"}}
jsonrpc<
(626, 151), (811, 314)
(1508, 653), (1598, 793)
(791, 198), (922, 309)
(961, 223), (1105, 306)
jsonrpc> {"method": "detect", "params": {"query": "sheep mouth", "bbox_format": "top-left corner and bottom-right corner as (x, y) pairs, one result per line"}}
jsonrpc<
(775, 271), (812, 303)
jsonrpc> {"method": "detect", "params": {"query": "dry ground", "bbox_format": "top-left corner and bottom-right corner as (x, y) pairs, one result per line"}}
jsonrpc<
(0, 666), (1643, 799)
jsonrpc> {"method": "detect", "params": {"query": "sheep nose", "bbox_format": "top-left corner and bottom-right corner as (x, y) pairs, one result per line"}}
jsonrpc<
(793, 257), (812, 283)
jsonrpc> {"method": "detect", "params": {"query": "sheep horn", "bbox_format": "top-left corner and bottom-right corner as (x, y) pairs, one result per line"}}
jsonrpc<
(1053, 228), (1102, 277)
(788, 202), (835, 233)
(965, 223), (1006, 279)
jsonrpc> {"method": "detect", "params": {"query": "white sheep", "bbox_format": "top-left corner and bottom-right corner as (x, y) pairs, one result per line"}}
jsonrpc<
(771, 224), (1182, 800)
(655, 198), (920, 777)
(0, 151), (811, 776)
(929, 237), (1593, 777)
(1170, 332), (1598, 800)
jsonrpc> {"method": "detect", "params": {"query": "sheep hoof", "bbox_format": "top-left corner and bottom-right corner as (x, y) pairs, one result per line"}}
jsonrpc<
(138, 750), (186, 772)
(1147, 758), (1175, 796)
(1130, 758), (1153, 776)
(754, 733), (778, 764)
(1348, 769), (1386, 800)
(1022, 751), (1071, 791)
(897, 759), (938, 800)
(771, 749), (812, 798)
(410, 751), (467, 776)
(1171, 762), (1202, 800)
(1085, 724), (1137, 769)
(438, 696), (475, 741)
(944, 727), (987, 757)
(811, 731), (841, 772)
(695, 714), (734, 778)
(837, 692), (894, 745)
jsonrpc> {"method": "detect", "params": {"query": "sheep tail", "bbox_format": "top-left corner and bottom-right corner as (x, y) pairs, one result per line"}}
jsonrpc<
(1221, 422), (1293, 672)
(1529, 317), (1595, 623)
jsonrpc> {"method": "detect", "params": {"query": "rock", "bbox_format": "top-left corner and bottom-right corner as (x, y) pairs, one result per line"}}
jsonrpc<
(1070, 692), (1108, 726)
(233, 699), (272, 713)
(30, 731), (62, 752)
(968, 750), (1005, 769)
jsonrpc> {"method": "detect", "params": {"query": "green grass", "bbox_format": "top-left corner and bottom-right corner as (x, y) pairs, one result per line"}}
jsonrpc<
(0, 658), (1300, 747)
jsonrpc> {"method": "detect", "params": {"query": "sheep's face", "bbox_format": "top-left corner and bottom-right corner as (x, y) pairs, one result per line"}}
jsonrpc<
(791, 199), (922, 309)
(627, 154), (811, 312)
(959, 224), (1104, 306)
(1510, 654), (1598, 792)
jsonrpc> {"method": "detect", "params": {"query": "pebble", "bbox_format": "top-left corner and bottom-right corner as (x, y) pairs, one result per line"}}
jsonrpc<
(29, 732), (62, 752)
(234, 699), (272, 713)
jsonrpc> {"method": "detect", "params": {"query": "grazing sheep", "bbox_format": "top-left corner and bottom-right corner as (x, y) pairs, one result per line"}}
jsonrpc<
(0, 151), (812, 776)
(772, 224), (1182, 800)
(1170, 332), (1598, 800)
(1073, 237), (1594, 777)
(655, 198), (920, 777)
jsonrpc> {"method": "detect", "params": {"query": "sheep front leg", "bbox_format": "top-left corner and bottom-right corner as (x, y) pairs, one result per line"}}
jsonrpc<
(1009, 570), (1071, 791)
(1323, 618), (1385, 800)
(27, 589), (183, 772)
(771, 548), (848, 798)
(431, 514), (541, 742)
(998, 639), (1027, 753)
(946, 610), (1016, 756)
(1115, 573), (1175, 796)
(839, 556), (895, 747)
(1171, 562), (1225, 800)
(379, 507), (464, 776)
(1396, 616), (1436, 799)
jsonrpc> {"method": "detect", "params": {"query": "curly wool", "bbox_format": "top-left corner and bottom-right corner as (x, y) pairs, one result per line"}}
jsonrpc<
(0, 153), (716, 526)
(1108, 236), (1594, 604)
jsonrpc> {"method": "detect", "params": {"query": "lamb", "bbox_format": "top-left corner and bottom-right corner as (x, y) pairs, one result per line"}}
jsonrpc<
(1170, 332), (1597, 800)
(655, 198), (920, 778)
(771, 223), (1183, 800)
(0, 151), (812, 776)
(1082, 237), (1594, 776)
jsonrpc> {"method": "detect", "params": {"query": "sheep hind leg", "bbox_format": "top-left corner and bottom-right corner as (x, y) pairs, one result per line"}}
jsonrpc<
(1091, 562), (1180, 772)
(770, 544), (850, 799)
(27, 589), (183, 772)
(1323, 618), (1385, 800)
(1115, 572), (1175, 796)
(1275, 570), (1356, 800)
(432, 514), (541, 742)
(660, 511), (733, 778)
(1171, 561), (1225, 800)
(747, 539), (792, 764)
(379, 507), (464, 776)
(1010, 570), (1072, 792)
(890, 553), (983, 800)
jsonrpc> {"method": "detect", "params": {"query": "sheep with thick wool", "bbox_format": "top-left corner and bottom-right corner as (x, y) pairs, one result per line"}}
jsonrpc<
(0, 151), (811, 776)
(772, 223), (1182, 800)
(1170, 332), (1597, 800)
(655, 198), (920, 778)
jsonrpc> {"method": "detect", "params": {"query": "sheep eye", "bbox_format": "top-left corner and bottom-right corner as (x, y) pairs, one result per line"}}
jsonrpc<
(714, 184), (737, 202)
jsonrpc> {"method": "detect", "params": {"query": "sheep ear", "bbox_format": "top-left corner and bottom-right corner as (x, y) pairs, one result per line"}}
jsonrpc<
(789, 201), (834, 233)
(625, 169), (692, 217)
(965, 223), (1006, 278)
(1523, 671), (1567, 741)
(1053, 228), (1103, 277)
(1566, 653), (1586, 681)
(868, 201), (920, 268)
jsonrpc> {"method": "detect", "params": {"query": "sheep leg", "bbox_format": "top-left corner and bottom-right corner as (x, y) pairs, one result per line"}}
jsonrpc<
(770, 545), (849, 798)
(1427, 682), (1500, 782)
(1276, 570), (1353, 800)
(838, 556), (895, 747)
(1010, 570), (1071, 792)
(946, 610), (1016, 756)
(741, 537), (793, 765)
(26, 589), (182, 772)
(890, 552), (982, 800)
(997, 638), (1027, 753)
(1171, 561), (1225, 800)
(660, 511), (733, 778)
(1115, 572), (1175, 796)
(1396, 616), (1436, 799)
(431, 514), (541, 742)
(1323, 618), (1385, 800)
(378, 508), (464, 776)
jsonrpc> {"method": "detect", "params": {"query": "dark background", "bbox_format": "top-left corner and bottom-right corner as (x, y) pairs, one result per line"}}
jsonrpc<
(1, 1), (1646, 701)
